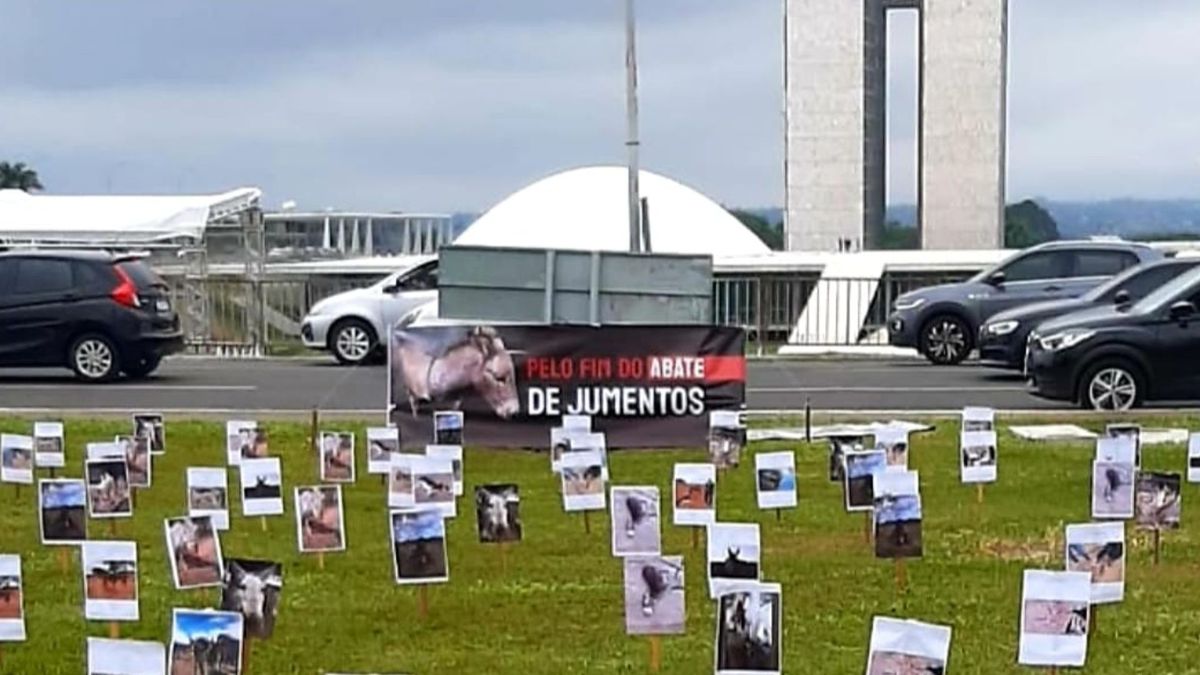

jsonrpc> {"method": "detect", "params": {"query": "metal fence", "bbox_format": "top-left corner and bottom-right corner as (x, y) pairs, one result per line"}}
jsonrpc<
(164, 269), (976, 356)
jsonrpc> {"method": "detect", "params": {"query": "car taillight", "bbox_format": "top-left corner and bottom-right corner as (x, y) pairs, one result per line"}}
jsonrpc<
(111, 266), (141, 308)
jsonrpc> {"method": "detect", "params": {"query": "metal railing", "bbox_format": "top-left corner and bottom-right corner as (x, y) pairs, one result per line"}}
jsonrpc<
(164, 269), (976, 356)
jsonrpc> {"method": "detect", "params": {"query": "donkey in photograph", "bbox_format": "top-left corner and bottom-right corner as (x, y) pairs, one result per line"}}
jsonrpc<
(226, 562), (281, 637)
(724, 593), (776, 669)
(638, 560), (684, 617)
(622, 493), (654, 539)
(711, 547), (757, 579)
(392, 325), (520, 419)
(477, 489), (518, 541)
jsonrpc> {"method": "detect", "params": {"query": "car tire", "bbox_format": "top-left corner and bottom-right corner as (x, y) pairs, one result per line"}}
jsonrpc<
(124, 355), (162, 379)
(329, 319), (377, 366)
(919, 315), (972, 365)
(69, 333), (121, 383)
(1078, 359), (1144, 411)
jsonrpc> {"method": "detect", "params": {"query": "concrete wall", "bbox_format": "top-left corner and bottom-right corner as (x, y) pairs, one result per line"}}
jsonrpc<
(919, 0), (1008, 250)
(784, 0), (865, 252)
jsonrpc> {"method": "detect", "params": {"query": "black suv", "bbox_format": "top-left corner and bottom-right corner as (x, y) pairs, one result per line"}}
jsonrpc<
(0, 250), (183, 381)
(888, 241), (1162, 364)
(1027, 265), (1200, 410)
(978, 257), (1200, 369)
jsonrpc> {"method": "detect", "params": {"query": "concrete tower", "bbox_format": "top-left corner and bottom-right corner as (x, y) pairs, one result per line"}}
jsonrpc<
(784, 0), (1008, 251)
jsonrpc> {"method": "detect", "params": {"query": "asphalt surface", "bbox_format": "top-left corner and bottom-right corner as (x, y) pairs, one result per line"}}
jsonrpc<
(0, 357), (1058, 414)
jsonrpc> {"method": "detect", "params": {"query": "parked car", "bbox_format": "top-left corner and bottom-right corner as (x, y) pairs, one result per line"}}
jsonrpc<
(1026, 265), (1200, 410)
(888, 240), (1162, 365)
(978, 257), (1200, 369)
(300, 257), (437, 364)
(0, 250), (182, 381)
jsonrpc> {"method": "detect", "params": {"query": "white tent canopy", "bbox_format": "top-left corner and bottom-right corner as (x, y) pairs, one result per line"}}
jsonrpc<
(0, 187), (261, 245)
(455, 166), (770, 256)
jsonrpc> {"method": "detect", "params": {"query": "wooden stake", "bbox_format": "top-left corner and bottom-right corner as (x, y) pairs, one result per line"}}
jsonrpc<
(108, 621), (119, 639)
(317, 551), (325, 570)
(57, 547), (69, 575)
(417, 586), (429, 619)
(242, 635), (252, 673)
(14, 484), (21, 500)
(260, 516), (267, 532)
(1153, 528), (1162, 566)
(583, 510), (591, 534)
(50, 467), (57, 478)
(775, 508), (782, 522)
(108, 519), (117, 536)
(976, 483), (984, 504)
(649, 635), (662, 672)
(309, 408), (320, 452)
(894, 558), (908, 594)
(864, 511), (872, 545)
(691, 527), (700, 551)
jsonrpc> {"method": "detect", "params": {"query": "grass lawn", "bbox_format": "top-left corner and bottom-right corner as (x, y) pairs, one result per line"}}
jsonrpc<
(2, 414), (1199, 674)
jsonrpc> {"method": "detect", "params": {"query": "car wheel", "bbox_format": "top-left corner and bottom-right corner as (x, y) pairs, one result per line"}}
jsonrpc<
(1079, 360), (1144, 411)
(69, 333), (121, 382)
(330, 319), (377, 365)
(919, 315), (972, 365)
(124, 355), (162, 379)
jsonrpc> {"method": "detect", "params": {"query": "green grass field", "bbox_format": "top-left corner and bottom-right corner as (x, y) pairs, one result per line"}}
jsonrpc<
(2, 414), (1199, 674)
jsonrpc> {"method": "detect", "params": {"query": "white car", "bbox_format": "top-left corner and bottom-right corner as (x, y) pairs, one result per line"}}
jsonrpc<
(300, 258), (438, 364)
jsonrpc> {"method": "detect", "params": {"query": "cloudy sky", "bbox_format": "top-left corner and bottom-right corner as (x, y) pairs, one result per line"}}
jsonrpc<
(2, 1), (1197, 212)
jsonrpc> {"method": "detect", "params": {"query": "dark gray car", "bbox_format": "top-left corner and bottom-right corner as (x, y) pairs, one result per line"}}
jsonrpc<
(887, 240), (1163, 365)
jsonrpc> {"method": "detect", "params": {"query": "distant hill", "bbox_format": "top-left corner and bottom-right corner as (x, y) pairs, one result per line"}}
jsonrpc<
(741, 200), (1200, 240)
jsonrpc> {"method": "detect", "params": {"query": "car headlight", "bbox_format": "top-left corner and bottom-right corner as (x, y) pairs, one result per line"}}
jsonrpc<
(893, 297), (926, 312)
(1037, 329), (1095, 352)
(985, 320), (1019, 336)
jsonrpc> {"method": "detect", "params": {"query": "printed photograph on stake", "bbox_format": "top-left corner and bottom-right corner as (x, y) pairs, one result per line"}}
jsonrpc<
(1135, 472), (1181, 530)
(874, 426), (909, 468)
(565, 430), (609, 479)
(1095, 435), (1136, 464)
(295, 485), (346, 553)
(319, 432), (356, 483)
(1065, 522), (1125, 604)
(0, 434), (34, 485)
(187, 467), (230, 531)
(86, 459), (132, 519)
(240, 457), (284, 517)
(673, 463), (716, 526)
(1092, 460), (1135, 519)
(1106, 423), (1142, 466)
(390, 508), (449, 585)
(707, 523), (761, 598)
(1019, 569), (1091, 667)
(133, 413), (166, 454)
(960, 430), (997, 484)
(86, 637), (165, 675)
(623, 556), (685, 635)
(82, 540), (139, 622)
(708, 410), (745, 469)
(715, 582), (781, 674)
(427, 444), (464, 496)
(0, 554), (25, 642)
(827, 435), (865, 482)
(115, 434), (151, 489)
(411, 454), (456, 518)
(434, 410), (464, 445)
(220, 558), (282, 640)
(549, 426), (571, 474)
(873, 471), (923, 559)
(169, 609), (243, 675)
(225, 420), (257, 466)
(165, 515), (224, 590)
(961, 406), (995, 433)
(844, 449), (887, 512)
(475, 484), (522, 544)
(755, 452), (797, 510)
(560, 450), (606, 512)
(388, 454), (416, 509)
(367, 427), (400, 475)
(611, 486), (661, 557)
(865, 616), (952, 675)
(33, 421), (65, 469)
(1189, 432), (1200, 484)
(87, 441), (123, 462)
(39, 479), (87, 544)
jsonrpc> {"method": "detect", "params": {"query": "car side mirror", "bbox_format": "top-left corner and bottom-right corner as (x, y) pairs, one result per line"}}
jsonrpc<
(1169, 300), (1196, 322)
(987, 271), (1006, 287)
(1113, 289), (1131, 305)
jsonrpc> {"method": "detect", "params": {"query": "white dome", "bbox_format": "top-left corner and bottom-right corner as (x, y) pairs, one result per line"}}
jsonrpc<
(455, 166), (769, 256)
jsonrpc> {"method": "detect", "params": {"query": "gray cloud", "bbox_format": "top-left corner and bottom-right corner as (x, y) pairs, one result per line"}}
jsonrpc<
(0, 0), (1195, 212)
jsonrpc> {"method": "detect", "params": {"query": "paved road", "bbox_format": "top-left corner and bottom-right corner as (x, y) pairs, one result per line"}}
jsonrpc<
(0, 357), (1057, 414)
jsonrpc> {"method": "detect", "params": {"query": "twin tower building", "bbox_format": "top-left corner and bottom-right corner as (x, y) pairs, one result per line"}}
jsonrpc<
(785, 0), (1008, 251)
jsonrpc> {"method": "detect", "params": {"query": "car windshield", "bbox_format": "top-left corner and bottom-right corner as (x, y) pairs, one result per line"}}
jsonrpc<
(1078, 263), (1149, 302)
(1132, 266), (1200, 313)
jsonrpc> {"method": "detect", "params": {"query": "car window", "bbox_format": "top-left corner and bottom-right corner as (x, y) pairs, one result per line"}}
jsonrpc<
(13, 258), (73, 295)
(1134, 267), (1200, 313)
(1001, 251), (1068, 282)
(397, 263), (438, 291)
(1069, 250), (1138, 278)
(73, 262), (111, 291)
(1108, 264), (1198, 301)
(116, 260), (164, 289)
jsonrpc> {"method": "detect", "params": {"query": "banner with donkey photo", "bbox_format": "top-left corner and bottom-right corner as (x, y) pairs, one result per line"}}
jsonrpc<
(388, 324), (745, 449)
